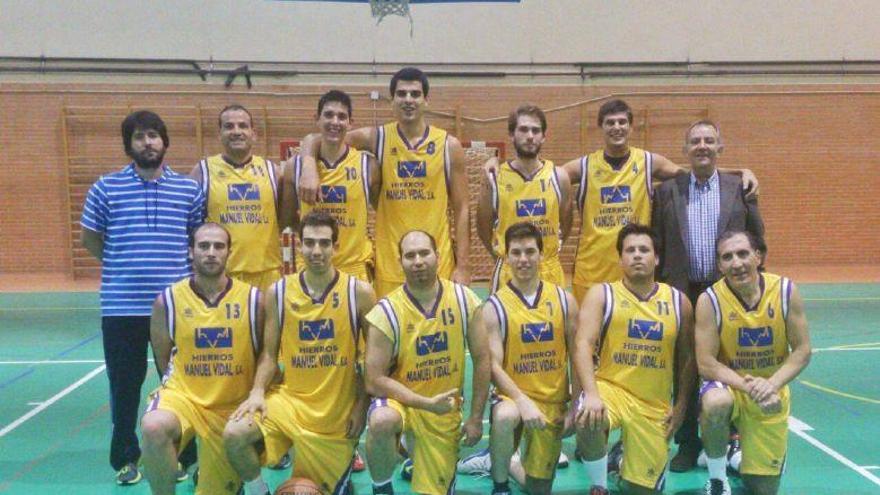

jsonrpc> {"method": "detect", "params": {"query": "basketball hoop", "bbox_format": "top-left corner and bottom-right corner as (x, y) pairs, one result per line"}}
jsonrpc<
(369, 0), (414, 36)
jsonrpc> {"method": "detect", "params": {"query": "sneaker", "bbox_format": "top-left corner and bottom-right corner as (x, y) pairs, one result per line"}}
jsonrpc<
(115, 463), (142, 486)
(607, 440), (624, 474)
(704, 478), (732, 495)
(588, 486), (609, 495)
(400, 457), (414, 481)
(175, 462), (188, 482)
(557, 451), (570, 469)
(456, 448), (491, 475)
(268, 452), (292, 470)
(352, 451), (366, 472)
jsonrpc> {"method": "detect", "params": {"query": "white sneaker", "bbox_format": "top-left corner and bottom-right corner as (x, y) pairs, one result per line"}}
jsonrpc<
(457, 448), (492, 475)
(704, 478), (731, 495)
(557, 451), (570, 468)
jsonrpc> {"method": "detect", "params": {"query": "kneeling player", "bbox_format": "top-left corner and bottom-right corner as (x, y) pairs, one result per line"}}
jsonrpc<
(224, 211), (375, 495)
(482, 222), (579, 495)
(142, 223), (262, 495)
(696, 231), (810, 495)
(574, 223), (696, 494)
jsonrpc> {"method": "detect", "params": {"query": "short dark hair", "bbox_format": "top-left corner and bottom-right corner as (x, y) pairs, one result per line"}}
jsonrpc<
(616, 222), (658, 255)
(390, 67), (429, 97)
(685, 119), (721, 143)
(504, 222), (544, 253)
(299, 210), (339, 243)
(597, 99), (633, 127)
(716, 230), (765, 257)
(189, 222), (231, 249)
(121, 110), (169, 155)
(317, 90), (353, 118)
(398, 230), (438, 256)
(507, 104), (547, 135)
(218, 104), (253, 128)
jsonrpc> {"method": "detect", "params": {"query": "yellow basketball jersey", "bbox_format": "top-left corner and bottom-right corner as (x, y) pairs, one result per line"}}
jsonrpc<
(573, 148), (653, 288)
(275, 271), (360, 434)
(200, 154), (281, 274)
(161, 277), (258, 409)
(596, 281), (681, 409)
(706, 273), (792, 379)
(375, 123), (454, 284)
(365, 279), (481, 398)
(490, 160), (562, 262)
(294, 148), (372, 274)
(489, 281), (570, 404)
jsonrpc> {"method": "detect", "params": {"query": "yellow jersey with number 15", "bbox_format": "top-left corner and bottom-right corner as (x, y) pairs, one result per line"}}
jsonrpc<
(161, 277), (258, 410)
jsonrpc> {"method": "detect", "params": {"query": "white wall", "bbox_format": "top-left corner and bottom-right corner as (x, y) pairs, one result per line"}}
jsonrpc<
(0, 0), (874, 63)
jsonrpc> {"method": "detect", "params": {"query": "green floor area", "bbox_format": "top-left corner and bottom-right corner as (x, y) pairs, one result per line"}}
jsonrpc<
(1, 284), (878, 494)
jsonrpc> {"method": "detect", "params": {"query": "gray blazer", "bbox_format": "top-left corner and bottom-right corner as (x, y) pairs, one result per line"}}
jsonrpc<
(651, 172), (765, 293)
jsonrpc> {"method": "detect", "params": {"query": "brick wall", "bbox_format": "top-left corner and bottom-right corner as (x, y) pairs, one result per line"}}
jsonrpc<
(2, 82), (878, 276)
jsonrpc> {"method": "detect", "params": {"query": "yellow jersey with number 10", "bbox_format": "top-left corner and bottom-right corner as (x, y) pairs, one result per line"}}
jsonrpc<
(200, 154), (281, 274)
(375, 123), (454, 284)
(573, 148), (652, 288)
(596, 281), (681, 409)
(161, 277), (258, 410)
(706, 273), (792, 379)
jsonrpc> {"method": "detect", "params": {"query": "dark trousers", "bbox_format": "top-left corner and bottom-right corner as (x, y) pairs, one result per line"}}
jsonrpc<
(102, 316), (151, 470)
(102, 316), (198, 471)
(673, 280), (713, 453)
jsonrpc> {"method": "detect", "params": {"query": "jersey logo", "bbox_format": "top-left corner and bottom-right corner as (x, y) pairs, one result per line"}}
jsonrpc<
(397, 160), (427, 178)
(627, 319), (664, 341)
(227, 183), (260, 201)
(195, 327), (233, 348)
(319, 185), (347, 204)
(416, 331), (448, 356)
(299, 319), (335, 341)
(600, 185), (631, 204)
(521, 322), (554, 343)
(426, 142), (436, 155)
(515, 198), (547, 217)
(738, 326), (773, 347)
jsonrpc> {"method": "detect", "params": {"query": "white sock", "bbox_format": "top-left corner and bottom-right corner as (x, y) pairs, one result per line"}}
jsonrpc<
(584, 455), (608, 488)
(706, 455), (728, 481)
(244, 476), (269, 495)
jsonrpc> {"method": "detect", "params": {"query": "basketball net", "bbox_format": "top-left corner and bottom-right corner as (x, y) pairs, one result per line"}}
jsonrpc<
(369, 0), (414, 37)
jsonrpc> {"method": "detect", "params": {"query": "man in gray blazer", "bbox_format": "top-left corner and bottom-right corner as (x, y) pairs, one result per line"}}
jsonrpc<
(652, 120), (765, 472)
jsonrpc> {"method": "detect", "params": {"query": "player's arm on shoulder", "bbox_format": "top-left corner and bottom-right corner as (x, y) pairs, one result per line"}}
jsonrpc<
(482, 155), (500, 179)
(188, 161), (204, 183)
(366, 154), (381, 210)
(149, 292), (172, 377)
(719, 166), (759, 198)
(346, 126), (376, 153)
(81, 227), (104, 261)
(279, 157), (298, 231)
(557, 166), (574, 245)
(296, 133), (322, 204)
(651, 153), (688, 181)
(694, 293), (748, 391)
(475, 164), (496, 256)
(448, 135), (471, 284)
(559, 157), (582, 185)
(770, 282), (811, 390)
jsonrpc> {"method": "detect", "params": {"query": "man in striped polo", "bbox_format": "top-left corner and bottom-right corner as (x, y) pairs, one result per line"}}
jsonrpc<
(81, 110), (205, 485)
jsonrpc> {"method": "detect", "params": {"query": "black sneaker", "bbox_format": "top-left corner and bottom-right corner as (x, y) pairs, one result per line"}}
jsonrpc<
(115, 463), (142, 486)
(268, 452), (292, 470)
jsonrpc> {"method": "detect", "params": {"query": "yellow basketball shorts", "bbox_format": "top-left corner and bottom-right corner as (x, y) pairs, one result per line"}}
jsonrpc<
(492, 394), (566, 480)
(145, 388), (241, 495)
(700, 380), (790, 476)
(258, 391), (357, 495)
(369, 397), (460, 495)
(491, 257), (565, 294)
(580, 381), (670, 491)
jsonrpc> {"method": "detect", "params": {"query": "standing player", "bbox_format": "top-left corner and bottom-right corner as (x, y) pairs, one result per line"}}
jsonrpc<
(298, 67), (472, 297)
(482, 222), (579, 495)
(141, 223), (261, 495)
(224, 211), (375, 495)
(477, 105), (573, 293)
(364, 230), (491, 495)
(192, 104), (283, 290)
(282, 90), (378, 282)
(696, 231), (811, 495)
(81, 110), (205, 484)
(574, 223), (696, 494)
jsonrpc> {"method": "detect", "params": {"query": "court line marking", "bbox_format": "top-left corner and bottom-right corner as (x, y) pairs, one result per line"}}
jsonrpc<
(798, 380), (880, 405)
(789, 416), (880, 487)
(0, 365), (105, 438)
(0, 307), (98, 312)
(802, 296), (880, 302)
(0, 358), (154, 365)
(0, 332), (100, 389)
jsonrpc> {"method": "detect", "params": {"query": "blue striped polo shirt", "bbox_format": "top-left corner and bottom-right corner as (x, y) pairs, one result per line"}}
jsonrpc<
(81, 163), (206, 316)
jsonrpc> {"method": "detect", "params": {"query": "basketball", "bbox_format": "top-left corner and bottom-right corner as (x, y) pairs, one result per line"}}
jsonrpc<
(274, 477), (323, 495)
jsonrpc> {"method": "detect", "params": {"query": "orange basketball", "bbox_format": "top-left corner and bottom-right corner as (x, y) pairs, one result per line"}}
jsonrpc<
(274, 477), (323, 495)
